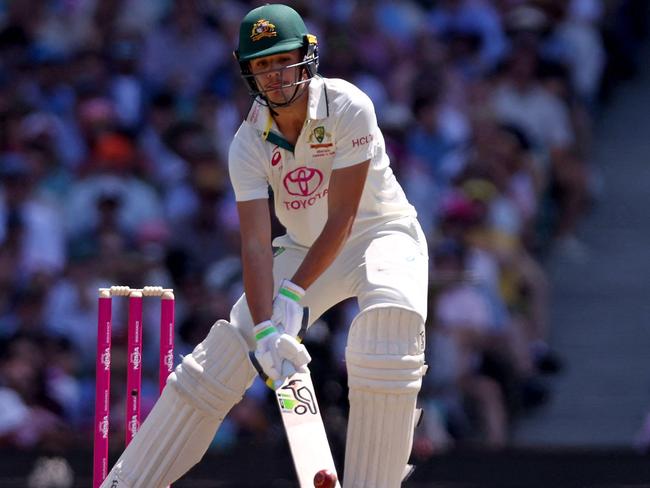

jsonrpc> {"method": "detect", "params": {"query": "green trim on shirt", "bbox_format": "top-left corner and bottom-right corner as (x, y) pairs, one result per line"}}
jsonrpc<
(266, 131), (295, 153)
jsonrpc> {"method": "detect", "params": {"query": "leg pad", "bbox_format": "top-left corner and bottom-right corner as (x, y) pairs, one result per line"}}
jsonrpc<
(344, 307), (426, 488)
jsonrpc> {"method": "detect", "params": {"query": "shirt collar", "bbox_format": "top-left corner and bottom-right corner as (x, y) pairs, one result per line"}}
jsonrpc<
(246, 76), (329, 132)
(307, 76), (329, 121)
(246, 99), (268, 133)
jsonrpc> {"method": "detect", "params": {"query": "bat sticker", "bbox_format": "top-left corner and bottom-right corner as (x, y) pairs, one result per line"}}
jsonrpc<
(277, 379), (317, 415)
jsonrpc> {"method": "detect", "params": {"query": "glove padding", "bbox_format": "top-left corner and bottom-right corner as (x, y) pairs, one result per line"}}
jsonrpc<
(254, 320), (311, 387)
(271, 279), (305, 338)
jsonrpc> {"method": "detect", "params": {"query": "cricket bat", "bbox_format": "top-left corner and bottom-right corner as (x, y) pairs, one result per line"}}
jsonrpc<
(250, 310), (341, 488)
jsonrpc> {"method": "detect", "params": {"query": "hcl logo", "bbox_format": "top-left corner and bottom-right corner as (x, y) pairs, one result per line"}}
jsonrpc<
(352, 134), (373, 147)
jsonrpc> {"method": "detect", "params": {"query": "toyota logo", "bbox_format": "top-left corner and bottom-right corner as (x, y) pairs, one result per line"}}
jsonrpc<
(283, 167), (323, 196)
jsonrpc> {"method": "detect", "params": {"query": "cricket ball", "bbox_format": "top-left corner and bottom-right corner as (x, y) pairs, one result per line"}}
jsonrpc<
(313, 469), (337, 488)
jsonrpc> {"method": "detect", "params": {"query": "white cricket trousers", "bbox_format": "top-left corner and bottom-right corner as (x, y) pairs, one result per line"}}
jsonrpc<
(230, 216), (429, 345)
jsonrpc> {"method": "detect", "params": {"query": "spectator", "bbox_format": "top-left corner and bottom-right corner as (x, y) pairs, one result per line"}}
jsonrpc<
(0, 153), (66, 281)
(141, 0), (229, 97)
(0, 333), (73, 449)
(491, 43), (590, 256)
(429, 238), (510, 448)
(64, 130), (163, 240)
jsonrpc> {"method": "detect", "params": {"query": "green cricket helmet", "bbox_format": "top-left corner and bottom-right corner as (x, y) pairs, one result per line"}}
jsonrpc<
(234, 4), (319, 107)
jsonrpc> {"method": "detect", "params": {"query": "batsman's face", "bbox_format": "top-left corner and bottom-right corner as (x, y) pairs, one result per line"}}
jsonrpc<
(249, 49), (304, 104)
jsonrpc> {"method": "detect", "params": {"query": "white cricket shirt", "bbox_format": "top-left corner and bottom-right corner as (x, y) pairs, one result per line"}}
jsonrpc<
(228, 76), (416, 248)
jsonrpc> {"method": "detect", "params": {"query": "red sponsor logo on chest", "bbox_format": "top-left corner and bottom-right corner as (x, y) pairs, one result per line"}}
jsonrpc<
(283, 188), (328, 210)
(282, 166), (328, 210)
(283, 167), (323, 196)
(271, 149), (281, 166)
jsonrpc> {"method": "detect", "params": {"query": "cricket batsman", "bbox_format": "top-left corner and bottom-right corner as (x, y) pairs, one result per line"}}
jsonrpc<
(101, 4), (428, 487)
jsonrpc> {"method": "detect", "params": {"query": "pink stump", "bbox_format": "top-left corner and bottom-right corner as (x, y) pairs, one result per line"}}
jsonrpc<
(93, 290), (112, 488)
(126, 291), (143, 446)
(159, 290), (175, 394)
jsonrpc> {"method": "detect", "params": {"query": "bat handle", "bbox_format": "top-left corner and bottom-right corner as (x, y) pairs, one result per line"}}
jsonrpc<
(298, 306), (309, 339)
(248, 353), (273, 388)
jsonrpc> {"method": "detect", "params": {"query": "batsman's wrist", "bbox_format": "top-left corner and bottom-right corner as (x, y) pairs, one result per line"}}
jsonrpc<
(279, 279), (305, 302)
(253, 320), (278, 342)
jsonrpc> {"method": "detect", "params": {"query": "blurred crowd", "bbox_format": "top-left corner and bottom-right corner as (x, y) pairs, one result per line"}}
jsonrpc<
(0, 0), (648, 462)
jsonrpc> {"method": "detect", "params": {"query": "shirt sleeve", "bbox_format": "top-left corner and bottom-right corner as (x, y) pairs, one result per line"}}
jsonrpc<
(228, 125), (269, 202)
(332, 89), (379, 169)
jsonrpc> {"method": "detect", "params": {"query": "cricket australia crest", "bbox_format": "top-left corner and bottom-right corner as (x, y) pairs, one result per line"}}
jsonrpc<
(308, 126), (334, 158)
(309, 126), (332, 145)
(313, 126), (325, 143)
(251, 19), (277, 41)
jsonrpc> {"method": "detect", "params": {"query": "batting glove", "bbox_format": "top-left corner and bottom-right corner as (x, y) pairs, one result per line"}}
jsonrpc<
(253, 320), (311, 387)
(272, 279), (305, 338)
